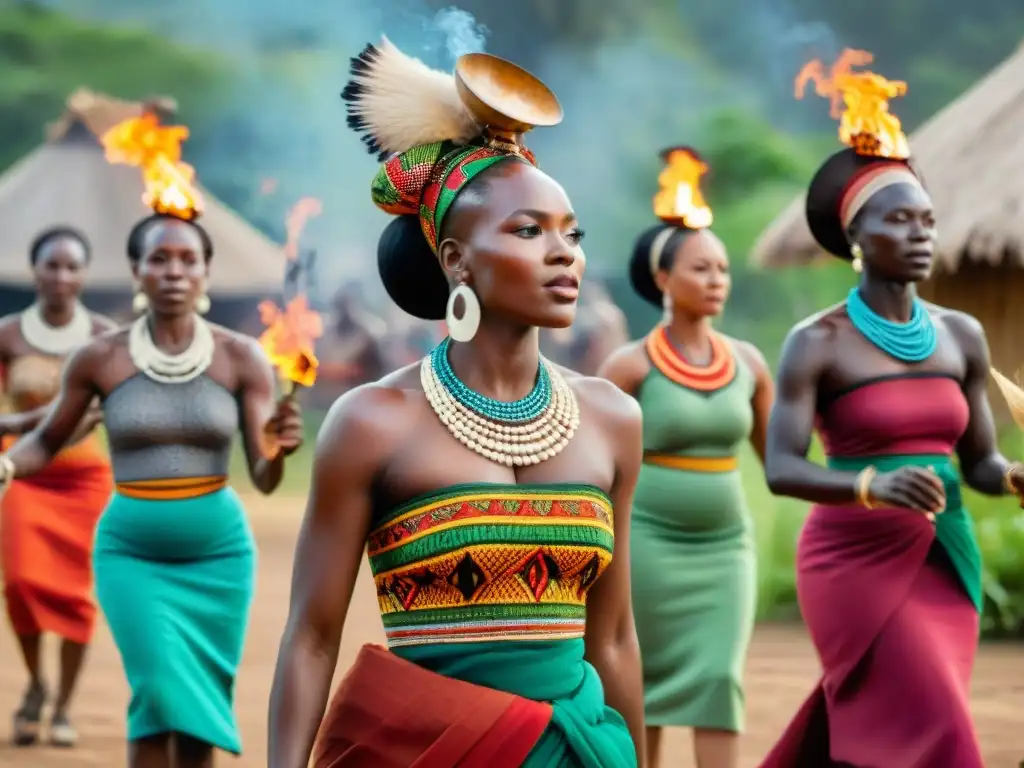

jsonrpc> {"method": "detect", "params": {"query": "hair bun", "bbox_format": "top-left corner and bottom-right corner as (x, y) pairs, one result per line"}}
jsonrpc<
(377, 215), (449, 320)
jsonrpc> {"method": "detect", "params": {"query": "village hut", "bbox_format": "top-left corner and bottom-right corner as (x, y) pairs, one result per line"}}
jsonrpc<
(751, 44), (1024, 418)
(0, 88), (287, 330)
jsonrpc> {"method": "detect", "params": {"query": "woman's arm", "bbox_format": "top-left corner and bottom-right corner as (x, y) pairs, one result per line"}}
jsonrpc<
(948, 313), (1015, 495)
(3, 344), (101, 476)
(267, 384), (405, 768)
(583, 382), (646, 763)
(736, 340), (775, 466)
(764, 324), (868, 503)
(596, 342), (649, 399)
(236, 338), (302, 495)
(0, 405), (51, 437)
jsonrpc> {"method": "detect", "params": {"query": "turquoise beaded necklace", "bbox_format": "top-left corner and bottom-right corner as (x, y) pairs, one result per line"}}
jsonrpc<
(429, 338), (551, 422)
(846, 287), (936, 363)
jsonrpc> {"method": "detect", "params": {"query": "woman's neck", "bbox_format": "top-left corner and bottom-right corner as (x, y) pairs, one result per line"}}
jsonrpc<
(857, 275), (917, 323)
(446, 321), (541, 401)
(38, 299), (76, 328)
(664, 311), (713, 364)
(149, 311), (197, 354)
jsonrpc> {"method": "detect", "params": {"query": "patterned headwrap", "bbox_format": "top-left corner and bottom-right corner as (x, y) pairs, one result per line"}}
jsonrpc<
(342, 39), (542, 253)
(371, 142), (536, 252)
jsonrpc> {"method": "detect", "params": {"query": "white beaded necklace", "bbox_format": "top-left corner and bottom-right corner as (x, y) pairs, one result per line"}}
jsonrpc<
(19, 302), (92, 356)
(128, 314), (215, 384)
(420, 355), (580, 467)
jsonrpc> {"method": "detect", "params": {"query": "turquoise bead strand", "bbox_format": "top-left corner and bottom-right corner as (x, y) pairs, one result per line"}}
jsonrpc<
(846, 287), (937, 363)
(430, 338), (552, 423)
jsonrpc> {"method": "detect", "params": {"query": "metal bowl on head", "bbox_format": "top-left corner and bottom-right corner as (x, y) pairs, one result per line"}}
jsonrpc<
(454, 53), (563, 133)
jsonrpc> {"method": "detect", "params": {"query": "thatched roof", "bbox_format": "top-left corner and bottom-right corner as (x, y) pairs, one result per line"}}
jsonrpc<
(0, 89), (287, 295)
(751, 43), (1024, 272)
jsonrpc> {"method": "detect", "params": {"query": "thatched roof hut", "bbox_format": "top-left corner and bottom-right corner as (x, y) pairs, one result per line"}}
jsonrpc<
(0, 89), (286, 326)
(750, 45), (1024, 415)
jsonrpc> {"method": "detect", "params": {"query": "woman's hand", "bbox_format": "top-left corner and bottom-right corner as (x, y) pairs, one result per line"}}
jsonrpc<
(261, 395), (304, 459)
(1004, 462), (1024, 507)
(869, 467), (945, 515)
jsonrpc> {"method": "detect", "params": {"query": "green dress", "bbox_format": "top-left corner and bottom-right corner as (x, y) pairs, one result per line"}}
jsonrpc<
(632, 333), (756, 731)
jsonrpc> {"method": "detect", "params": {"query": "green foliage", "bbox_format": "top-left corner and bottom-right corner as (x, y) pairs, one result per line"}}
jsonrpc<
(0, 2), (231, 172)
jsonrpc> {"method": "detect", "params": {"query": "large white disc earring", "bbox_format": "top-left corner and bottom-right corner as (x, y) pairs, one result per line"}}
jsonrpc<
(132, 291), (149, 313)
(195, 294), (211, 315)
(445, 284), (481, 343)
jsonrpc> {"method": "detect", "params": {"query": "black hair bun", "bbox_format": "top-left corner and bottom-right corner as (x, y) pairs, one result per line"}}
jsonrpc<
(628, 224), (692, 308)
(805, 148), (913, 259)
(377, 215), (449, 320)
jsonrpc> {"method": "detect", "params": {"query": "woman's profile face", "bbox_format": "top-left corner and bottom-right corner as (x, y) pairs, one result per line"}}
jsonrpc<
(439, 162), (586, 330)
(33, 236), (88, 307)
(855, 183), (936, 284)
(133, 219), (209, 316)
(657, 229), (730, 318)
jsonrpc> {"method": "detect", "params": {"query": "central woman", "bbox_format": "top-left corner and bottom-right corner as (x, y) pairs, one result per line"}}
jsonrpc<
(267, 39), (646, 768)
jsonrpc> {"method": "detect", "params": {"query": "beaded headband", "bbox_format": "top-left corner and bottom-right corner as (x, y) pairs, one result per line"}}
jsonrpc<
(343, 38), (557, 253)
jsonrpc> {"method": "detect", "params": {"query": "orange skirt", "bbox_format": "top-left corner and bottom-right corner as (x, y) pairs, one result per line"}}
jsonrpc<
(312, 644), (552, 767)
(1, 435), (113, 643)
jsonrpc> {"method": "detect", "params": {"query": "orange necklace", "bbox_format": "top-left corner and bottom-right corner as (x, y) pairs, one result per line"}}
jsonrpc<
(645, 325), (736, 392)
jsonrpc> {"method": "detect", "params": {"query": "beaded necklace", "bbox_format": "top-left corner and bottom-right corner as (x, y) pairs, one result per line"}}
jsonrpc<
(422, 339), (579, 466)
(845, 287), (936, 363)
(19, 302), (92, 356)
(645, 325), (736, 392)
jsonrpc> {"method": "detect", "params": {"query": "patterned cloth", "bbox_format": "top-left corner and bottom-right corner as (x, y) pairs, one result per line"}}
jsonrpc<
(371, 141), (535, 251)
(369, 483), (614, 647)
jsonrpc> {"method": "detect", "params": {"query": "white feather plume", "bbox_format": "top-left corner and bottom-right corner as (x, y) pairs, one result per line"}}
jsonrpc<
(343, 37), (480, 157)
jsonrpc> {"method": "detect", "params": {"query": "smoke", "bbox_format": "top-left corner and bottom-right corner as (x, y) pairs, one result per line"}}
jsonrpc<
(427, 7), (489, 63)
(33, 0), (839, 295)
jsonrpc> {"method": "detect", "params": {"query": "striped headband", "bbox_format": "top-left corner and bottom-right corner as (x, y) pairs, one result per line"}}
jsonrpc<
(839, 163), (922, 231)
(648, 226), (678, 277)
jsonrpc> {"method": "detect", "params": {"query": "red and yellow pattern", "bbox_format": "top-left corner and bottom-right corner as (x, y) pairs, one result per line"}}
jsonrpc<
(645, 326), (736, 393)
(367, 484), (616, 647)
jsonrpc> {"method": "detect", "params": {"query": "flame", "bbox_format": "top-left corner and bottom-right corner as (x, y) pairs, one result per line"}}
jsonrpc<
(653, 148), (712, 229)
(258, 296), (323, 388)
(284, 197), (323, 261)
(795, 48), (910, 160)
(100, 112), (204, 219)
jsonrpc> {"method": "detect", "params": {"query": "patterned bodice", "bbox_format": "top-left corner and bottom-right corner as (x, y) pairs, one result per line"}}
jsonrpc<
(368, 483), (615, 648)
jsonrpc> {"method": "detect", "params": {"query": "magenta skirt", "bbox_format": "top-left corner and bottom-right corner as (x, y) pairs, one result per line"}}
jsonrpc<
(759, 504), (983, 768)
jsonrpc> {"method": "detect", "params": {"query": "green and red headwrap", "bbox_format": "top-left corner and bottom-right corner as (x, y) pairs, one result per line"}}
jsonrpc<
(371, 141), (537, 252)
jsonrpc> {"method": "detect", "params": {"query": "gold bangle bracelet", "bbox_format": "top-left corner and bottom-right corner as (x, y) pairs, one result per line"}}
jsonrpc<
(855, 466), (878, 509)
(1004, 465), (1020, 496)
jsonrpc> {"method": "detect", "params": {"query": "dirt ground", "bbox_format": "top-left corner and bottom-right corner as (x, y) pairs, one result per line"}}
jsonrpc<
(1, 493), (1022, 767)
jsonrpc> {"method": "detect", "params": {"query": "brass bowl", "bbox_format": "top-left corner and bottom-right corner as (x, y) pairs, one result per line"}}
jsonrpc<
(454, 53), (563, 133)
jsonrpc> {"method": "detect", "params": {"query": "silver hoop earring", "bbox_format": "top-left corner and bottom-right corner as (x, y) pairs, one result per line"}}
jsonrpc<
(132, 291), (149, 313)
(195, 294), (211, 315)
(445, 284), (481, 343)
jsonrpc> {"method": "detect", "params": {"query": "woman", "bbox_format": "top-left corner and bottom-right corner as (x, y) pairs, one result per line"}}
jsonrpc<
(759, 67), (1024, 767)
(0, 226), (114, 748)
(0, 211), (305, 767)
(599, 148), (773, 768)
(268, 39), (645, 768)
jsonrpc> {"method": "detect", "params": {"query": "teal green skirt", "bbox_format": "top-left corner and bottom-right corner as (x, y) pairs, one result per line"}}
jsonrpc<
(397, 638), (637, 767)
(93, 488), (256, 753)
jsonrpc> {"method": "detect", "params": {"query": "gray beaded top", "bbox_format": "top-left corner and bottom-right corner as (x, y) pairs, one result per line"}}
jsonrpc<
(103, 374), (239, 483)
